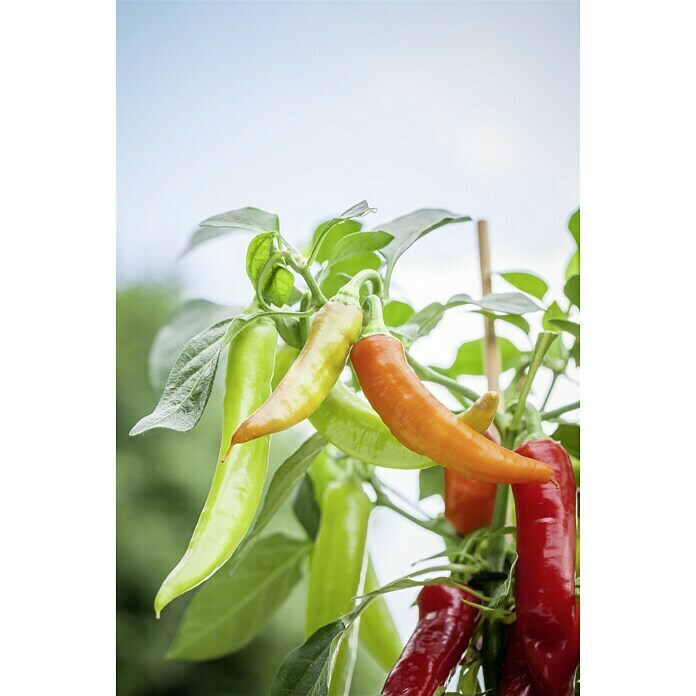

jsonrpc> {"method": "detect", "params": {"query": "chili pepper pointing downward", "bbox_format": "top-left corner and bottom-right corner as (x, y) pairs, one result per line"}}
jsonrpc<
(350, 297), (553, 485)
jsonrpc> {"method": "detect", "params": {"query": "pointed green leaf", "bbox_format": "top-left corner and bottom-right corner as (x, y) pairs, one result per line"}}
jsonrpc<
(270, 621), (346, 696)
(378, 209), (471, 290)
(472, 309), (531, 334)
(293, 475), (321, 541)
(328, 231), (393, 265)
(383, 300), (415, 327)
(552, 423), (580, 458)
(149, 299), (240, 391)
(130, 316), (247, 435)
(547, 318), (580, 338)
(499, 272), (549, 300)
(443, 338), (527, 377)
(453, 292), (540, 315)
(565, 274), (580, 308)
(568, 208), (580, 248)
(181, 207), (280, 255)
(566, 249), (580, 281)
(167, 534), (310, 661)
(311, 219), (362, 264)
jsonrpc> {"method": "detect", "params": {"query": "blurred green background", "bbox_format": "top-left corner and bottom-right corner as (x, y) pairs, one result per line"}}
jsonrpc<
(117, 285), (385, 695)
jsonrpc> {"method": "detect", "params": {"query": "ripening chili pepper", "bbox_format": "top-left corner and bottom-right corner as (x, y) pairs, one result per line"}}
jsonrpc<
(382, 584), (480, 696)
(444, 392), (499, 536)
(307, 470), (372, 696)
(350, 299), (553, 484)
(154, 314), (277, 617)
(273, 344), (435, 470)
(227, 298), (362, 453)
(512, 439), (579, 696)
(500, 623), (540, 696)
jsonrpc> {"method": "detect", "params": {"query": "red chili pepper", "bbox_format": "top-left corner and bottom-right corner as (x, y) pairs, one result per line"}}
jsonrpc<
(350, 333), (553, 484)
(512, 440), (579, 696)
(500, 623), (540, 696)
(382, 584), (479, 696)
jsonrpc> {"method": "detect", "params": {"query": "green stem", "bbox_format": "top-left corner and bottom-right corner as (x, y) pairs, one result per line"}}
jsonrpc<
(362, 294), (388, 336)
(306, 217), (343, 266)
(509, 332), (557, 433)
(540, 372), (559, 411)
(298, 267), (328, 307)
(541, 400), (580, 420)
(406, 355), (480, 406)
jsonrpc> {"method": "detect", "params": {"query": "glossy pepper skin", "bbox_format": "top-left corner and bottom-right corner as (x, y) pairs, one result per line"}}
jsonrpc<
(154, 316), (277, 616)
(229, 300), (363, 449)
(307, 474), (372, 696)
(500, 623), (540, 696)
(350, 334), (553, 484)
(512, 440), (579, 696)
(444, 392), (499, 536)
(382, 584), (480, 696)
(273, 344), (435, 470)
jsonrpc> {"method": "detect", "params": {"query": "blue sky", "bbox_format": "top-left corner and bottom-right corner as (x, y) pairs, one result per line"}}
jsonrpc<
(117, 0), (578, 301)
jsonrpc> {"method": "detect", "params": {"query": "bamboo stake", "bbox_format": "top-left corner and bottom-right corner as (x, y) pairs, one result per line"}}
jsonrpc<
(476, 220), (503, 404)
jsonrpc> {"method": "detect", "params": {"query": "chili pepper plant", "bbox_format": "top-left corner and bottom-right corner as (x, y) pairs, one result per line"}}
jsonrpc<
(130, 202), (581, 695)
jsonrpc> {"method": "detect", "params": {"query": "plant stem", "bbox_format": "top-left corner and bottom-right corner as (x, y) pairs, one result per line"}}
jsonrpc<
(540, 372), (559, 411)
(406, 354), (480, 406)
(541, 400), (580, 420)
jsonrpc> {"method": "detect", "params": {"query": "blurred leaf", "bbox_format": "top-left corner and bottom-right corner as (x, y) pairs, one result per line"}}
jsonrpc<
(149, 299), (240, 391)
(419, 466), (444, 500)
(568, 208), (580, 248)
(462, 292), (540, 315)
(167, 534), (310, 661)
(182, 207), (280, 256)
(379, 209), (470, 290)
(547, 318), (580, 338)
(473, 309), (530, 334)
(442, 338), (527, 377)
(130, 317), (245, 435)
(328, 231), (393, 265)
(552, 423), (580, 458)
(319, 252), (381, 298)
(383, 300), (415, 327)
(565, 274), (580, 309)
(566, 249), (580, 281)
(570, 336), (580, 366)
(499, 272), (548, 300)
(252, 434), (327, 539)
(270, 620), (346, 696)
(293, 475), (321, 541)
(542, 301), (568, 331)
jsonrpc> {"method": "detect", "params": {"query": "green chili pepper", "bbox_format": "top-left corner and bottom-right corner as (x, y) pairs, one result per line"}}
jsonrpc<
(308, 381), (435, 470)
(307, 468), (372, 696)
(154, 315), (277, 617)
(227, 299), (363, 452)
(359, 560), (403, 673)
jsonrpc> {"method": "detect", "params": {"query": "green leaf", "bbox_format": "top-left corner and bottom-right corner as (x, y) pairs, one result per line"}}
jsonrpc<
(570, 336), (580, 366)
(166, 534), (310, 661)
(293, 475), (321, 541)
(457, 292), (540, 315)
(327, 231), (393, 265)
(130, 317), (246, 435)
(499, 272), (549, 300)
(442, 338), (527, 377)
(252, 433), (327, 538)
(275, 314), (304, 350)
(565, 274), (580, 309)
(270, 620), (346, 696)
(419, 466), (444, 500)
(319, 252), (381, 299)
(383, 300), (415, 327)
(472, 309), (531, 334)
(378, 209), (471, 290)
(568, 208), (580, 248)
(542, 301), (568, 332)
(148, 299), (240, 391)
(182, 206), (280, 255)
(566, 249), (580, 281)
(552, 423), (580, 458)
(246, 232), (294, 307)
(311, 219), (362, 264)
(547, 318), (580, 338)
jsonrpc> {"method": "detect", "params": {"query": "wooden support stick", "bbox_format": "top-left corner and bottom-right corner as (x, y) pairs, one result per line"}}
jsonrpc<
(477, 220), (503, 403)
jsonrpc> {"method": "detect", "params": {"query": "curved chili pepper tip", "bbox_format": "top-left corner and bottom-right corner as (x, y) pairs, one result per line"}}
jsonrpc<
(550, 476), (560, 488)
